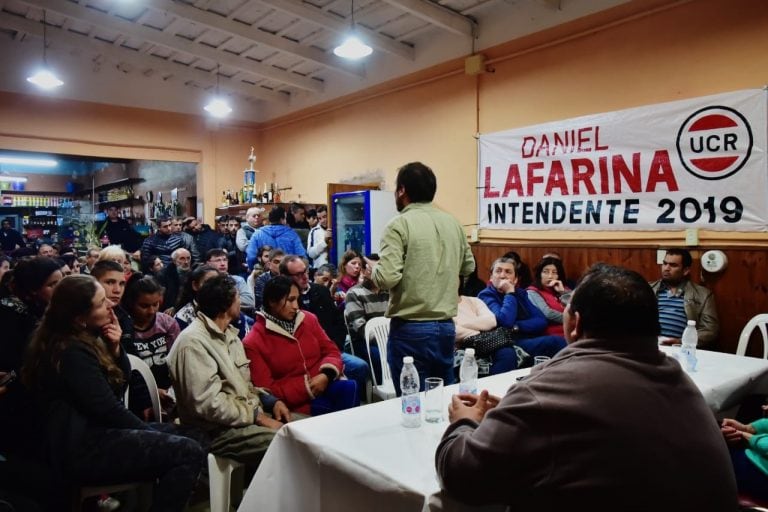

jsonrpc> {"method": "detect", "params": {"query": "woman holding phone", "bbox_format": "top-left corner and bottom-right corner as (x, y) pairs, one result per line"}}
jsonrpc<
(23, 274), (204, 512)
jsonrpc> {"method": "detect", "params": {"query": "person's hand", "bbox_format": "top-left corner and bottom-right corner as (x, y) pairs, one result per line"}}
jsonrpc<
(158, 388), (176, 410)
(101, 309), (122, 354)
(256, 411), (284, 430)
(324, 230), (333, 243)
(448, 390), (500, 424)
(309, 374), (330, 396)
(363, 257), (377, 272)
(497, 279), (515, 294)
(721, 418), (755, 445)
(272, 400), (293, 423)
(660, 337), (681, 346)
(550, 279), (566, 294)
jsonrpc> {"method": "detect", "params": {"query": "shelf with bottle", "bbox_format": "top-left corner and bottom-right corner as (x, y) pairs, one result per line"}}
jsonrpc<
(1, 192), (71, 208)
(94, 196), (146, 208)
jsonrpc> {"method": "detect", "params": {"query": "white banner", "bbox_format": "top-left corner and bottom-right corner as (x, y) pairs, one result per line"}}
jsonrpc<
(478, 89), (768, 231)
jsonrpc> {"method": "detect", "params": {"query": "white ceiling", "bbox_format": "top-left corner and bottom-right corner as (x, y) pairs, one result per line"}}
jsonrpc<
(0, 0), (627, 123)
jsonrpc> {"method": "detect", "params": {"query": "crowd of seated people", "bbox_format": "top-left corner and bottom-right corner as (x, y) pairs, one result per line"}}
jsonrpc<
(0, 204), (740, 511)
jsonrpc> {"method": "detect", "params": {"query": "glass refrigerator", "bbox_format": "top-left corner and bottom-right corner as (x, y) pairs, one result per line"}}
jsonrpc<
(331, 190), (398, 267)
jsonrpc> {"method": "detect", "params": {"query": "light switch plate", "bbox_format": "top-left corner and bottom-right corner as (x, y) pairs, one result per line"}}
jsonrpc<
(656, 249), (666, 264)
(685, 228), (699, 246)
(469, 227), (479, 243)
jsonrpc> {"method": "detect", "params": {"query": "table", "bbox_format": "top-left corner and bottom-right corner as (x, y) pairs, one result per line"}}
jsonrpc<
(659, 346), (768, 413)
(239, 350), (768, 512)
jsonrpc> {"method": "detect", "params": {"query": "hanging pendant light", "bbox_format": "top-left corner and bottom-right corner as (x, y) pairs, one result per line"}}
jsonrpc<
(27, 10), (64, 90)
(333, 0), (372, 60)
(204, 64), (232, 118)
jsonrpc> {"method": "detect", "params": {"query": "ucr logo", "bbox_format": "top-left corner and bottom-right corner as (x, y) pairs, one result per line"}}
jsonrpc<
(676, 106), (753, 180)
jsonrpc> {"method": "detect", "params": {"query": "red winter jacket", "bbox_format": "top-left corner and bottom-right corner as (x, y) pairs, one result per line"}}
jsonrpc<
(243, 310), (343, 414)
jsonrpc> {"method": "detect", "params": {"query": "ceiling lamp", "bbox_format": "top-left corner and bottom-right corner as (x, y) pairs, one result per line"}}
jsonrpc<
(333, 0), (372, 60)
(27, 10), (64, 90)
(0, 156), (57, 167)
(204, 64), (232, 118)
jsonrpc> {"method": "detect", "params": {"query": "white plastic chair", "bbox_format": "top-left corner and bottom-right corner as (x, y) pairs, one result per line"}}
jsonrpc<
(736, 314), (768, 359)
(207, 453), (245, 512)
(342, 308), (355, 356)
(364, 317), (396, 400)
(74, 355), (160, 511)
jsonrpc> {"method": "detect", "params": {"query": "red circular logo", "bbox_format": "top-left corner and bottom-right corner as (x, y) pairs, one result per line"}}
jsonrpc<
(676, 106), (753, 180)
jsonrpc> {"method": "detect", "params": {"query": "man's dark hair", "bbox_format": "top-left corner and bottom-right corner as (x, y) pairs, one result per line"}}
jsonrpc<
(396, 162), (437, 203)
(290, 203), (305, 214)
(268, 206), (286, 224)
(268, 248), (285, 261)
(263, 276), (297, 314)
(206, 248), (227, 261)
(316, 205), (327, 214)
(91, 260), (124, 280)
(316, 263), (337, 278)
(569, 263), (660, 339)
(197, 274), (237, 319)
(306, 209), (317, 220)
(156, 216), (172, 225)
(664, 248), (693, 268)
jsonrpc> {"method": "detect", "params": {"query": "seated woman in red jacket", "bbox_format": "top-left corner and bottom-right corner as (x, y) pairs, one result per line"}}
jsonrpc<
(243, 276), (358, 416)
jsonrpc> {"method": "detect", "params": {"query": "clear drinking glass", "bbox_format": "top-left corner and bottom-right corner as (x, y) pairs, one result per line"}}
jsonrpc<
(424, 377), (444, 423)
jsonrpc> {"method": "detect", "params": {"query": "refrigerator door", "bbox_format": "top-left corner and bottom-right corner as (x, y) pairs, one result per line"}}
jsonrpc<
(332, 190), (397, 268)
(332, 191), (366, 267)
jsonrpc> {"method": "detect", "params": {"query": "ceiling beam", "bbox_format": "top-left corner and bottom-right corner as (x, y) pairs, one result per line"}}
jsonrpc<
(258, 0), (415, 61)
(380, 0), (475, 37)
(0, 13), (289, 104)
(136, 0), (366, 78)
(18, 0), (324, 92)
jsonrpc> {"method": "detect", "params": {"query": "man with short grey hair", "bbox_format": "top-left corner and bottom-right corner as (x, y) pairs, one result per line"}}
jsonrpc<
(237, 207), (264, 253)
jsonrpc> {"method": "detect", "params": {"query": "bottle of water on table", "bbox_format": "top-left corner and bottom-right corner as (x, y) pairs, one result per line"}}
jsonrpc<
(459, 348), (478, 395)
(680, 320), (698, 372)
(400, 356), (421, 428)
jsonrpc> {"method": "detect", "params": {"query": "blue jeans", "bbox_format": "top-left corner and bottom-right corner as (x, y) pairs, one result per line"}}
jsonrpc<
(518, 335), (567, 359)
(489, 335), (566, 375)
(311, 379), (359, 416)
(341, 353), (369, 401)
(731, 448), (768, 499)
(352, 339), (382, 385)
(388, 318), (455, 396)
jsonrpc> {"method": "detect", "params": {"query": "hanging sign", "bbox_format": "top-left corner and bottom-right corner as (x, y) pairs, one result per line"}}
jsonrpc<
(478, 89), (768, 231)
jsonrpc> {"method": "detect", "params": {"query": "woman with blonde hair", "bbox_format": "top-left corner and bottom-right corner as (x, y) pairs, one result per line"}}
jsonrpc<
(99, 245), (133, 279)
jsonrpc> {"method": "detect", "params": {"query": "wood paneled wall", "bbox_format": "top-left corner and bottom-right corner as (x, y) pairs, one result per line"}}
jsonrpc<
(471, 244), (768, 356)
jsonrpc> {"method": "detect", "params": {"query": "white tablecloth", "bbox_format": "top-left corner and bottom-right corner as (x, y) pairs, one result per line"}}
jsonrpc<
(659, 346), (768, 412)
(239, 350), (768, 512)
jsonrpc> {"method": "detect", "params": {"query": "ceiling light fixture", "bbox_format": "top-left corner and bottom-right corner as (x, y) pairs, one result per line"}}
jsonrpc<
(204, 64), (232, 118)
(333, 0), (372, 60)
(0, 156), (58, 167)
(26, 10), (64, 90)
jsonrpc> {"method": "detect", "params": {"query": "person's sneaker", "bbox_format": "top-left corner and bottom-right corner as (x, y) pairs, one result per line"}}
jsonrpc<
(97, 495), (121, 511)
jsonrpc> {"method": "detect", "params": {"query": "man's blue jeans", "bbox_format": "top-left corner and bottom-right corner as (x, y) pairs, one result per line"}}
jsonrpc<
(388, 318), (455, 396)
(341, 353), (369, 401)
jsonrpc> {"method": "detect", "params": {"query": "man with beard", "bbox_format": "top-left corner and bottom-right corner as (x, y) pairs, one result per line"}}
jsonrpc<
(650, 248), (719, 348)
(368, 162), (474, 395)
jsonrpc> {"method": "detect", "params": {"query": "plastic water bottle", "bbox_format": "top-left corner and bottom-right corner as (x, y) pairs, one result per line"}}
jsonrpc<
(459, 348), (479, 395)
(400, 356), (421, 428)
(680, 320), (698, 372)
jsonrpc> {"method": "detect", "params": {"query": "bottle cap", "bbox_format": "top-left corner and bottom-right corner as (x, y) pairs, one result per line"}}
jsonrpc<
(687, 320), (696, 326)
(403, 356), (414, 364)
(465, 348), (475, 356)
